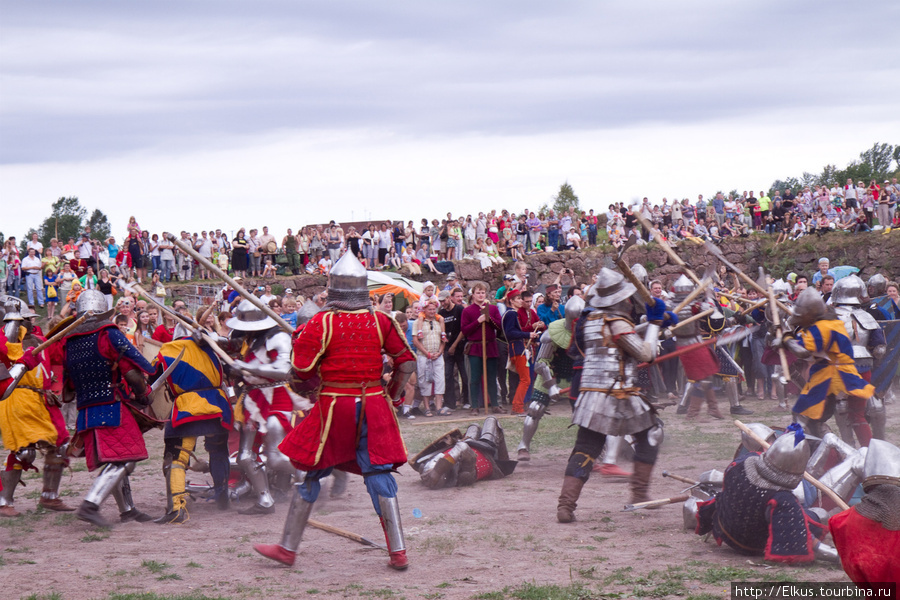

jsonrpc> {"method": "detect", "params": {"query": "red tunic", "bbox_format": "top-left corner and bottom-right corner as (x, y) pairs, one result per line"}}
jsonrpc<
(279, 309), (414, 475)
(829, 507), (900, 585)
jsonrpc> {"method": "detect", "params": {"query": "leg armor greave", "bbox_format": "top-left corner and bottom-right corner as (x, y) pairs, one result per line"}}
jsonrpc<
(237, 423), (274, 510)
(41, 448), (68, 501)
(377, 495), (406, 554)
(866, 396), (887, 441)
(602, 435), (623, 465)
(676, 382), (692, 414)
(279, 488), (314, 552)
(263, 416), (295, 476)
(832, 399), (855, 446)
(517, 401), (547, 453)
(84, 463), (128, 507)
(463, 424), (481, 441)
(806, 432), (856, 479)
(0, 469), (23, 507)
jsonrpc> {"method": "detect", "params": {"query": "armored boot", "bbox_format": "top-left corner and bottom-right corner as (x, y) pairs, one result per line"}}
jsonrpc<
(833, 401), (855, 446)
(704, 387), (723, 420)
(378, 495), (409, 570)
(77, 463), (129, 527)
(253, 488), (314, 567)
(556, 476), (585, 523)
(516, 400), (547, 461)
(676, 382), (692, 415)
(0, 469), (23, 517)
(725, 380), (753, 416)
(630, 461), (656, 507)
(114, 473), (153, 522)
(594, 436), (631, 479)
(329, 470), (347, 499)
(39, 449), (75, 511)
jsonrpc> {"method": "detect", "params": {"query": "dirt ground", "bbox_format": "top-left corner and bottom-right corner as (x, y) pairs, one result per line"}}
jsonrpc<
(3, 397), (896, 600)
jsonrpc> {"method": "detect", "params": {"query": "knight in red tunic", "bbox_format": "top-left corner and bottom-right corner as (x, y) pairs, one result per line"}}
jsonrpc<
(254, 251), (416, 570)
(829, 439), (900, 585)
(63, 290), (158, 527)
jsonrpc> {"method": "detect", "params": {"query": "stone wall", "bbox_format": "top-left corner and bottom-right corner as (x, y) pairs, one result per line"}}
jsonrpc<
(166, 233), (900, 306)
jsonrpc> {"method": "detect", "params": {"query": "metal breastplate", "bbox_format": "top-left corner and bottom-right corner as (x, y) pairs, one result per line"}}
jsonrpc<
(579, 317), (635, 390)
(835, 307), (873, 360)
(674, 306), (700, 342)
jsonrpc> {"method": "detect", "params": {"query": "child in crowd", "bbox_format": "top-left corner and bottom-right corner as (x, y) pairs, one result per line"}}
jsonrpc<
(44, 267), (59, 320)
(262, 257), (277, 278)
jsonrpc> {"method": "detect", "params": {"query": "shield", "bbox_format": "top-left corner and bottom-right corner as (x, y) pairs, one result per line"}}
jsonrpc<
(871, 319), (900, 395)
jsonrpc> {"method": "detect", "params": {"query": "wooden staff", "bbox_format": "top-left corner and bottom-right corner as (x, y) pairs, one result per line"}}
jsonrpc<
(479, 303), (490, 413)
(738, 298), (770, 316)
(616, 259), (653, 304)
(632, 211), (701, 284)
(767, 284), (791, 383)
(308, 519), (386, 550)
(670, 308), (714, 332)
(717, 292), (756, 306)
(661, 470), (699, 486)
(623, 494), (690, 512)
(165, 233), (292, 333)
(734, 420), (849, 511)
(30, 314), (87, 355)
(127, 282), (238, 369)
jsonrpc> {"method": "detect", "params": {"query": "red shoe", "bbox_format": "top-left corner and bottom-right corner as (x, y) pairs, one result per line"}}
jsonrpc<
(388, 549), (409, 570)
(597, 463), (632, 478)
(253, 544), (296, 566)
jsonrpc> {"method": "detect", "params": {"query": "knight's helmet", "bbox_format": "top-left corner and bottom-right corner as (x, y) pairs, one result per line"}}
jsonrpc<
(862, 439), (900, 492)
(226, 299), (278, 332)
(757, 425), (811, 488)
(296, 300), (322, 326)
(772, 278), (792, 299)
(669, 274), (694, 305)
(326, 251), (370, 311)
(75, 289), (109, 316)
(2, 305), (23, 340)
(867, 273), (887, 298)
(586, 267), (636, 316)
(740, 423), (776, 454)
(564, 295), (585, 331)
(831, 274), (865, 306)
(630, 263), (649, 287)
(787, 287), (827, 329)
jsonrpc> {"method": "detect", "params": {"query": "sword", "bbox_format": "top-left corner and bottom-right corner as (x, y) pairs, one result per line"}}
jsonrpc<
(147, 347), (185, 396)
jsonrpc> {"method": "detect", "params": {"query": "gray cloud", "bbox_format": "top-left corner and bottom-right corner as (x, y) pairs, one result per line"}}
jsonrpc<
(2, 0), (898, 165)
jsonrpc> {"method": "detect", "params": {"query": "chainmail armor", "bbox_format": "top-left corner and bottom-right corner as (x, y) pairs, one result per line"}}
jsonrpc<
(855, 485), (900, 530)
(324, 289), (372, 312)
(744, 454), (802, 490)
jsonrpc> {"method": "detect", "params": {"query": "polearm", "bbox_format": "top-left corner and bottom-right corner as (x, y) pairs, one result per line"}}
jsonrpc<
(30, 314), (87, 355)
(635, 326), (755, 368)
(125, 282), (239, 369)
(632, 210), (701, 284)
(623, 494), (690, 512)
(734, 420), (849, 511)
(704, 241), (792, 315)
(164, 233), (293, 334)
(767, 283), (792, 384)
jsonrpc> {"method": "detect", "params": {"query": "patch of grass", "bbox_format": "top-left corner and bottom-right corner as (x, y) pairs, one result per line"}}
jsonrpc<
(436, 583), (453, 589)
(472, 591), (506, 600)
(360, 589), (395, 598)
(687, 595), (721, 600)
(53, 513), (76, 526)
(157, 574), (182, 581)
(418, 535), (458, 555)
(141, 559), (171, 574)
(22, 594), (63, 600)
(186, 561), (202, 568)
(306, 591), (320, 595)
(105, 594), (232, 600)
(510, 582), (596, 600)
(700, 565), (753, 584)
(591, 536), (608, 543)
(81, 531), (110, 543)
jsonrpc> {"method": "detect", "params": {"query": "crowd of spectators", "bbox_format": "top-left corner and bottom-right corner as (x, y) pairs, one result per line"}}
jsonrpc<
(2, 178), (898, 313)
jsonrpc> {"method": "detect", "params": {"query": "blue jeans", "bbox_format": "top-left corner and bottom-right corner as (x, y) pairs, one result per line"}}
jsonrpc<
(161, 259), (175, 282)
(25, 273), (44, 306)
(547, 229), (559, 250)
(151, 256), (161, 273)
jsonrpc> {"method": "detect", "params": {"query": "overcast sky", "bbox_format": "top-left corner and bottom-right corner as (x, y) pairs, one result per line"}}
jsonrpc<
(2, 0), (898, 241)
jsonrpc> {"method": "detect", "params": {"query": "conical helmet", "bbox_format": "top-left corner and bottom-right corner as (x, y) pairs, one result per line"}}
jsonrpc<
(76, 289), (109, 316)
(586, 267), (635, 309)
(669, 274), (694, 304)
(867, 273), (887, 298)
(226, 299), (278, 332)
(326, 251), (370, 311)
(758, 426), (810, 488)
(831, 274), (865, 306)
(740, 423), (776, 453)
(787, 287), (826, 329)
(862, 439), (900, 492)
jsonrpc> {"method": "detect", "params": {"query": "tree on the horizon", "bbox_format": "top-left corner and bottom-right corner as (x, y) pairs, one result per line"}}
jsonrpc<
(770, 142), (898, 192)
(31, 196), (111, 248)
